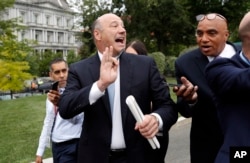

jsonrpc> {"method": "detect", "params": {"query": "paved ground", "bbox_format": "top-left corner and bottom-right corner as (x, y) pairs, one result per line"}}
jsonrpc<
(165, 117), (191, 163)
(36, 117), (191, 163)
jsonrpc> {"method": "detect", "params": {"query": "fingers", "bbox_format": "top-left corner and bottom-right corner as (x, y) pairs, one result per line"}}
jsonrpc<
(103, 46), (114, 63)
(135, 115), (159, 139)
(47, 90), (60, 106)
(98, 46), (118, 91)
(174, 76), (198, 102)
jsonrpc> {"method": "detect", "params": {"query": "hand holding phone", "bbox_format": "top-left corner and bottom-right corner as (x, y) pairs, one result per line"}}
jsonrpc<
(51, 81), (59, 91)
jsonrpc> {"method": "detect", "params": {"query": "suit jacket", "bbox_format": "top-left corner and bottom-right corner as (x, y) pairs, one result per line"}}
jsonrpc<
(174, 42), (239, 163)
(205, 52), (250, 163)
(59, 52), (177, 163)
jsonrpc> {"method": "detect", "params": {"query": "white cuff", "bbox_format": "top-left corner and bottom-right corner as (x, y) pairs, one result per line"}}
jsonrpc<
(89, 82), (105, 105)
(151, 113), (163, 130)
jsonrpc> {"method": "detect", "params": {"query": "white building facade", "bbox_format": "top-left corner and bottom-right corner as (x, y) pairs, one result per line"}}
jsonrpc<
(3, 0), (79, 57)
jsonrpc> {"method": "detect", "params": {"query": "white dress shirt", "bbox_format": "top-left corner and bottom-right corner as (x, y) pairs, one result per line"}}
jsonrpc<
(36, 88), (84, 157)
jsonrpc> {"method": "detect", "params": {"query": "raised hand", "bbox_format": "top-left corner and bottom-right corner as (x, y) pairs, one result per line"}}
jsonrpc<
(97, 46), (119, 91)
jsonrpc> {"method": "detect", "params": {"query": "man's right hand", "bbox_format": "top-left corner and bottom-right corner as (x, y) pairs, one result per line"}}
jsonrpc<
(48, 90), (60, 106)
(98, 46), (119, 92)
(173, 76), (198, 103)
(35, 156), (43, 163)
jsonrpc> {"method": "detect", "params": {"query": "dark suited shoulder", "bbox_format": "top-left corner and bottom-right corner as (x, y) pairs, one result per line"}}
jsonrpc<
(205, 53), (250, 98)
(59, 55), (100, 119)
(176, 48), (201, 63)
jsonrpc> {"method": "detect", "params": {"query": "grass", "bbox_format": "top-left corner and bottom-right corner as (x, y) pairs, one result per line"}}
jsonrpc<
(166, 77), (177, 102)
(0, 77), (177, 163)
(0, 94), (52, 163)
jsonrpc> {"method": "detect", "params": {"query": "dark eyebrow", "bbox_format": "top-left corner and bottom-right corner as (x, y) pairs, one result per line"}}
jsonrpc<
(53, 68), (67, 74)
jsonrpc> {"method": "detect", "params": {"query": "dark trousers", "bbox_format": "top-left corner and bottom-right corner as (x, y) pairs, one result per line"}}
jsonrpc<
(52, 138), (79, 163)
(109, 149), (127, 163)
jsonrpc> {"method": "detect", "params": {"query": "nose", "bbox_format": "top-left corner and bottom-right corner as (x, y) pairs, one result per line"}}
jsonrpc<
(119, 25), (126, 33)
(200, 33), (209, 42)
(59, 71), (65, 78)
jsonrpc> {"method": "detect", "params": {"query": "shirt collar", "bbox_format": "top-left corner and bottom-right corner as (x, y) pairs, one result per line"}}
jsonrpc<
(207, 43), (236, 62)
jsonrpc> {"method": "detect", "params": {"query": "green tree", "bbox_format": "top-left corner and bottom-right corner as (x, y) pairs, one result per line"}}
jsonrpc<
(148, 52), (166, 75)
(184, 0), (250, 42)
(67, 50), (81, 65)
(36, 51), (62, 77)
(0, 35), (32, 91)
(0, 0), (14, 11)
(123, 0), (194, 56)
(0, 0), (35, 95)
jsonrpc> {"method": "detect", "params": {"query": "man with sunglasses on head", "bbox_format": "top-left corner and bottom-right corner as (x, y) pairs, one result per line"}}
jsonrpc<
(173, 13), (240, 163)
(35, 58), (83, 163)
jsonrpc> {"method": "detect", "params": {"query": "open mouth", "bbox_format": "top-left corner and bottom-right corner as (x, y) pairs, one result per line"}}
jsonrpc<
(201, 45), (211, 52)
(115, 37), (125, 44)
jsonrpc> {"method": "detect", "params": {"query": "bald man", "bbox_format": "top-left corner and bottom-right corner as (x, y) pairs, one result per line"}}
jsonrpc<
(59, 13), (177, 163)
(173, 13), (240, 163)
(205, 12), (250, 163)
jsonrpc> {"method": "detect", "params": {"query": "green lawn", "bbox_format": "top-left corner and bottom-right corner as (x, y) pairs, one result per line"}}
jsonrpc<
(166, 77), (177, 102)
(0, 95), (52, 163)
(0, 77), (177, 163)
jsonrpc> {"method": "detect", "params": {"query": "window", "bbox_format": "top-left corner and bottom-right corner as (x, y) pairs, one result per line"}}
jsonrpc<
(56, 17), (62, 26)
(46, 15), (50, 25)
(35, 30), (42, 41)
(34, 13), (39, 24)
(58, 32), (64, 43)
(47, 31), (53, 42)
(20, 11), (27, 23)
(66, 19), (71, 27)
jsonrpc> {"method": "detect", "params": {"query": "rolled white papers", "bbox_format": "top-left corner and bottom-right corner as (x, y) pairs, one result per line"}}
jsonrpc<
(125, 95), (160, 149)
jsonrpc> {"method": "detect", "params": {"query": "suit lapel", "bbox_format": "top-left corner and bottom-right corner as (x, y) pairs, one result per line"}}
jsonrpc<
(195, 52), (209, 76)
(119, 53), (132, 126)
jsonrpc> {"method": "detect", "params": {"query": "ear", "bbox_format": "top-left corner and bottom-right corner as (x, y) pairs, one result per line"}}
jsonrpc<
(225, 30), (230, 40)
(94, 29), (101, 41)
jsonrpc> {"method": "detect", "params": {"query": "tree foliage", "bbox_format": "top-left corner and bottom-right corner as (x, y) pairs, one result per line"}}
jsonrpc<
(0, 0), (34, 91)
(67, 50), (81, 65)
(149, 52), (166, 75)
(75, 0), (250, 57)
(184, 0), (250, 42)
(0, 35), (32, 91)
(0, 0), (14, 12)
(123, 0), (194, 56)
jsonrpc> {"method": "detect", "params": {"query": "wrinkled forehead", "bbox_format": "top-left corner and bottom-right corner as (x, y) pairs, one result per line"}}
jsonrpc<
(99, 14), (123, 26)
(197, 18), (228, 31)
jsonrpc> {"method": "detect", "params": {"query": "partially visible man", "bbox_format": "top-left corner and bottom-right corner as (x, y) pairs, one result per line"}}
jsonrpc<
(59, 13), (177, 163)
(35, 58), (83, 163)
(205, 12), (250, 163)
(173, 13), (239, 163)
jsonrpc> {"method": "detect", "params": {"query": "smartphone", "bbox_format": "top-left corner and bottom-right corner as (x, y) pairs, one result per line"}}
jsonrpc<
(51, 81), (59, 90)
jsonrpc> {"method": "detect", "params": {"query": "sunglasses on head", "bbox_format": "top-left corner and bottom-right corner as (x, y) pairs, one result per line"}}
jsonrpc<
(196, 13), (227, 22)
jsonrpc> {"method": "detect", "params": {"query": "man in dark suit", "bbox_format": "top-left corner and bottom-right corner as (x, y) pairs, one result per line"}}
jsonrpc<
(173, 13), (239, 163)
(59, 13), (177, 163)
(205, 12), (250, 163)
